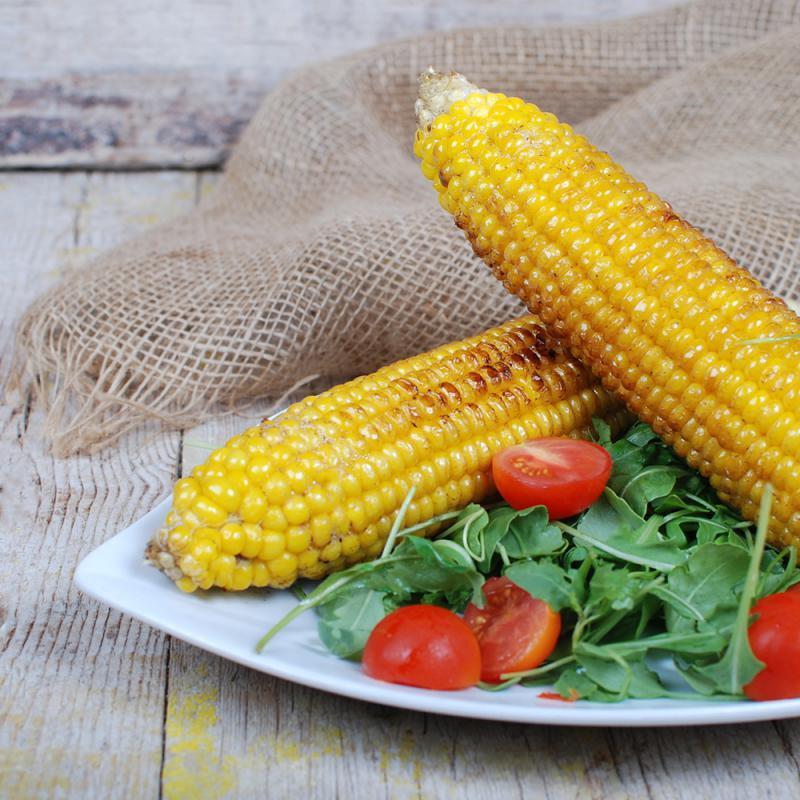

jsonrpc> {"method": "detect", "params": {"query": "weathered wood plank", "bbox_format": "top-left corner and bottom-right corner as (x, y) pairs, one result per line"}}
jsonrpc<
(0, 0), (678, 168)
(0, 171), (197, 799)
(168, 342), (800, 800)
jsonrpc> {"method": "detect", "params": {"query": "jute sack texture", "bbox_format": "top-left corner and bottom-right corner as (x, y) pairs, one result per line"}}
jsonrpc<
(13, 0), (800, 455)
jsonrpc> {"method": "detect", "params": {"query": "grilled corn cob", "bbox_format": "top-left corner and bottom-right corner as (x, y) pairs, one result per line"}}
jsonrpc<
(415, 69), (800, 546)
(146, 316), (628, 591)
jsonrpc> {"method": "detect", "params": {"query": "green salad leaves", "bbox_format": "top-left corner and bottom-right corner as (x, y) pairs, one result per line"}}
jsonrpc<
(257, 421), (799, 702)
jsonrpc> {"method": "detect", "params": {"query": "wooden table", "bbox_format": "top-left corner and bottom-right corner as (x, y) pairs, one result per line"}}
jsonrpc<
(2, 167), (800, 800)
(2, 2), (800, 797)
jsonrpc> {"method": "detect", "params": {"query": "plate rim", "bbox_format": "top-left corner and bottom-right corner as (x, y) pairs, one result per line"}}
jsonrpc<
(74, 496), (800, 728)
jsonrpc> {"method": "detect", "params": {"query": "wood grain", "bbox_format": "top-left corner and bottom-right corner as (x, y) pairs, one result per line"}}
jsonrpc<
(2, 166), (800, 798)
(0, 0), (679, 168)
(169, 364), (800, 800)
(0, 171), (195, 798)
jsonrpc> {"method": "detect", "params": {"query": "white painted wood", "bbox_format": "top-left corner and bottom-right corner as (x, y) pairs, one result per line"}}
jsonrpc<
(0, 0), (680, 167)
(2, 168), (800, 797)
(0, 171), (195, 799)
(172, 352), (800, 800)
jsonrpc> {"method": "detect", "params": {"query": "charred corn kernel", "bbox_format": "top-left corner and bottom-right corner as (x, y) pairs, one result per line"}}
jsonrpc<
(416, 68), (800, 547)
(147, 315), (628, 591)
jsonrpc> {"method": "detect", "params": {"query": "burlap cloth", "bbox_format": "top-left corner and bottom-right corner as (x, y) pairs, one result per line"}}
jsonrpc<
(13, 0), (800, 455)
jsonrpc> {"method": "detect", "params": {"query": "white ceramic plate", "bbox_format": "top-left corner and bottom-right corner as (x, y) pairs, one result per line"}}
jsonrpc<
(75, 496), (800, 727)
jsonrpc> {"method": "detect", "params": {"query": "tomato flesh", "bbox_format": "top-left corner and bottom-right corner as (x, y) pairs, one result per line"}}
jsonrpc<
(744, 592), (800, 701)
(362, 605), (481, 690)
(464, 577), (561, 683)
(492, 437), (612, 519)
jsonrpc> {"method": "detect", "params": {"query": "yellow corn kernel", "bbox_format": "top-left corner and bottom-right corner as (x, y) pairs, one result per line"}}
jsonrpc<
(297, 550), (319, 572)
(201, 477), (241, 514)
(252, 560), (271, 587)
(173, 478), (200, 512)
(283, 496), (311, 526)
(416, 69), (800, 547)
(220, 522), (245, 555)
(240, 488), (268, 524)
(259, 531), (286, 561)
(148, 311), (628, 591)
(286, 526), (312, 554)
(269, 552), (298, 580)
(263, 473), (291, 505)
(192, 497), (227, 527)
(231, 561), (254, 591)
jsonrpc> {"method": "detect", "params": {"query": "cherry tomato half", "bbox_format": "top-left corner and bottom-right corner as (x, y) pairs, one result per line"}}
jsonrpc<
(362, 605), (481, 690)
(744, 592), (800, 701)
(464, 577), (562, 683)
(492, 437), (612, 519)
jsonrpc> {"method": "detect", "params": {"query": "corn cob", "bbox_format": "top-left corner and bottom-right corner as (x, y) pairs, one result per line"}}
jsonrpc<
(146, 315), (629, 591)
(414, 69), (800, 547)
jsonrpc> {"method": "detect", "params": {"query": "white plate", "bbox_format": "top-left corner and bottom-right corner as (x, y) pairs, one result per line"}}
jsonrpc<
(75, 497), (800, 727)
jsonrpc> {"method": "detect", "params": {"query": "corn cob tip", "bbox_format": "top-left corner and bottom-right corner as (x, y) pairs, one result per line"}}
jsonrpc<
(416, 68), (483, 129)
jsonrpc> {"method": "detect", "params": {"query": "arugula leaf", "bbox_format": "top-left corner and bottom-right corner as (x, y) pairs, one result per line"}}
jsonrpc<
(552, 666), (617, 703)
(316, 584), (387, 659)
(586, 563), (646, 614)
(575, 645), (667, 699)
(259, 423), (798, 708)
(364, 536), (483, 609)
(665, 543), (750, 629)
(501, 507), (563, 559)
(504, 560), (578, 613)
(677, 486), (773, 694)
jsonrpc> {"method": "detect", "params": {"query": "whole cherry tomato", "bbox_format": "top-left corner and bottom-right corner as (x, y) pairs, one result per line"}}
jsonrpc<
(362, 605), (481, 690)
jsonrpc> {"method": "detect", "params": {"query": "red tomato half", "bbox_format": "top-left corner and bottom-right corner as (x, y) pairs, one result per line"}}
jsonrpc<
(492, 437), (612, 519)
(744, 592), (800, 701)
(362, 605), (481, 690)
(464, 577), (562, 683)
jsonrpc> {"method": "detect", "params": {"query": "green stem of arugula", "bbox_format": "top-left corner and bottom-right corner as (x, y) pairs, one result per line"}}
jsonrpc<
(380, 486), (418, 558)
(555, 522), (678, 572)
(737, 334), (800, 345)
(477, 655), (579, 691)
(255, 555), (417, 652)
(720, 483), (772, 693)
(619, 465), (691, 505)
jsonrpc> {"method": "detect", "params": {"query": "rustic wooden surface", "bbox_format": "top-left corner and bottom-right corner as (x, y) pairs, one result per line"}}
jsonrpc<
(1, 169), (800, 799)
(0, 0), (681, 168)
